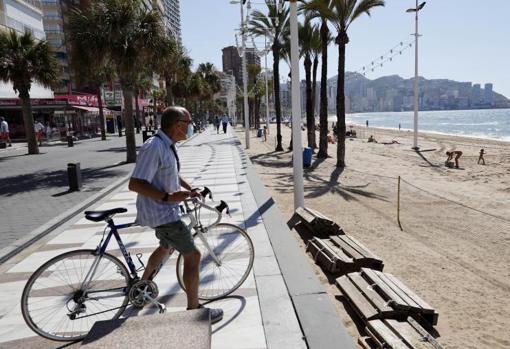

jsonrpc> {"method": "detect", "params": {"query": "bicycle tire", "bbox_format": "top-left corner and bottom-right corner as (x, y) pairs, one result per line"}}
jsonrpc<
(21, 249), (130, 341)
(176, 223), (254, 300)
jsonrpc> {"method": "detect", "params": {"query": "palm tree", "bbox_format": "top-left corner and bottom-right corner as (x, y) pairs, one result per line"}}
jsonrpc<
(68, 9), (114, 141)
(302, 0), (334, 159)
(0, 30), (58, 154)
(156, 39), (192, 106)
(299, 19), (317, 150)
(315, 0), (385, 167)
(249, 3), (290, 151)
(71, 0), (170, 163)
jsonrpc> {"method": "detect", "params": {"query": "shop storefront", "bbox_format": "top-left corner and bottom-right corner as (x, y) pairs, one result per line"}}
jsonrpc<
(0, 94), (110, 140)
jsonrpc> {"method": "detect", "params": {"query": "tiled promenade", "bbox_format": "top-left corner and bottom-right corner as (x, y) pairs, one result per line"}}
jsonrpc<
(0, 128), (354, 349)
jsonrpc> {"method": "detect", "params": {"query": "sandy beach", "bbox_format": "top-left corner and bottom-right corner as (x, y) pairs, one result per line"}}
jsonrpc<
(234, 122), (510, 349)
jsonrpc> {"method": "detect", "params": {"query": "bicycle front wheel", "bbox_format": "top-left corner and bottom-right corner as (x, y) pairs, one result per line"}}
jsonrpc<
(21, 249), (130, 341)
(176, 223), (254, 300)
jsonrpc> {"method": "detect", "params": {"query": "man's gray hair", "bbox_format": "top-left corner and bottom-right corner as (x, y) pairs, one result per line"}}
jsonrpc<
(160, 106), (189, 130)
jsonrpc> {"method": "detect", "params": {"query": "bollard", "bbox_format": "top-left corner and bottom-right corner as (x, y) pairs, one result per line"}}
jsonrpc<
(67, 135), (74, 147)
(303, 147), (312, 168)
(67, 163), (82, 191)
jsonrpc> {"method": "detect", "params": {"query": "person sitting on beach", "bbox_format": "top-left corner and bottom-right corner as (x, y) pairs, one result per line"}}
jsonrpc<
(382, 139), (400, 145)
(445, 151), (463, 169)
(367, 135), (377, 143)
(478, 149), (485, 165)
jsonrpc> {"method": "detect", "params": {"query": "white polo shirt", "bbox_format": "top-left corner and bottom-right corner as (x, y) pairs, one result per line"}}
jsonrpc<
(131, 130), (181, 227)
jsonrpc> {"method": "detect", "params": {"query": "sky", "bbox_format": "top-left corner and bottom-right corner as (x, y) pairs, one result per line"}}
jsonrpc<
(181, 0), (510, 98)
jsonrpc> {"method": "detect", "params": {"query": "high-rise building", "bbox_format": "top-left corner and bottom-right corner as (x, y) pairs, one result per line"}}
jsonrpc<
(484, 83), (493, 106)
(471, 83), (481, 107)
(0, 0), (53, 98)
(222, 46), (260, 87)
(162, 0), (181, 42)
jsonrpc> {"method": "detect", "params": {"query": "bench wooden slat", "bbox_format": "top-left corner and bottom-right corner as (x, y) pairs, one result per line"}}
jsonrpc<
(376, 272), (422, 310)
(385, 320), (436, 349)
(337, 276), (379, 320)
(362, 268), (409, 308)
(348, 272), (394, 316)
(408, 317), (443, 348)
(322, 239), (354, 263)
(384, 273), (435, 313)
(331, 235), (365, 260)
(368, 319), (409, 349)
(344, 235), (382, 261)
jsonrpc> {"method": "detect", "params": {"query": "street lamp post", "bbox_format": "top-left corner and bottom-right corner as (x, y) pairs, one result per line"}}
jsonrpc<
(289, 0), (304, 209)
(264, 35), (270, 134)
(232, 0), (251, 148)
(241, 1), (250, 148)
(407, 1), (426, 150)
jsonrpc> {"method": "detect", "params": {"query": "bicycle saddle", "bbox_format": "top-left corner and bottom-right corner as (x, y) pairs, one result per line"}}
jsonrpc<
(84, 208), (127, 222)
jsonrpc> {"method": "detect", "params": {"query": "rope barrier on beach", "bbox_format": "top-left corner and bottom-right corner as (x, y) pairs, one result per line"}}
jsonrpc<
(400, 178), (510, 224)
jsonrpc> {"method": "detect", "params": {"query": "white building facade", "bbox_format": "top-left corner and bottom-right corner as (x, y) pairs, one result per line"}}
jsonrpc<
(162, 0), (181, 42)
(0, 0), (53, 98)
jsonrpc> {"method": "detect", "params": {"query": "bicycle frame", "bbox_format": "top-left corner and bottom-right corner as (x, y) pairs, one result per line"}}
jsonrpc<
(80, 198), (226, 292)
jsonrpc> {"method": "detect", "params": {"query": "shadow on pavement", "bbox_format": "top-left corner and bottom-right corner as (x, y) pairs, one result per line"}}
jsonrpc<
(0, 165), (129, 197)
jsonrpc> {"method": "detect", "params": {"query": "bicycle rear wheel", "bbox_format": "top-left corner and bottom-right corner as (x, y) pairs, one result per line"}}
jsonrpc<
(21, 249), (130, 341)
(176, 223), (254, 300)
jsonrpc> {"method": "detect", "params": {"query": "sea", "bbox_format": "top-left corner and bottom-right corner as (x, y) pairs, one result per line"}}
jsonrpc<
(328, 109), (510, 142)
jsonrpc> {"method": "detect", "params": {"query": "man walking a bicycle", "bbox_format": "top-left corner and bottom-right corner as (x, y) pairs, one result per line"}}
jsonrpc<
(128, 106), (223, 323)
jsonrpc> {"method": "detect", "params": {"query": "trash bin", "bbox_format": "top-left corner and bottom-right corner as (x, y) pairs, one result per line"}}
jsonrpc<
(303, 147), (312, 168)
(67, 163), (82, 191)
(257, 128), (262, 137)
(67, 135), (74, 147)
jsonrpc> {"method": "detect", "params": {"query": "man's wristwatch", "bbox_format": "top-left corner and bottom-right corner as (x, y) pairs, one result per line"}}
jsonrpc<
(161, 192), (169, 202)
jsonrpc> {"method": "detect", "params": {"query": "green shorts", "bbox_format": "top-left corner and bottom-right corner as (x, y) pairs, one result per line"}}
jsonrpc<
(155, 221), (196, 254)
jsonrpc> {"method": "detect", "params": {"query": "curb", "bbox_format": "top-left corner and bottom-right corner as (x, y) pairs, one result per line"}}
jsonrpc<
(234, 137), (356, 349)
(0, 132), (199, 265)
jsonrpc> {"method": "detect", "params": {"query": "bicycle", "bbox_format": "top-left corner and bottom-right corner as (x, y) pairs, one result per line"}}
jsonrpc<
(20, 187), (254, 341)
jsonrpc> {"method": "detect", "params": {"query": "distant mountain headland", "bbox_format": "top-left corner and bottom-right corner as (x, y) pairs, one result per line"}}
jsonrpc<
(325, 73), (510, 113)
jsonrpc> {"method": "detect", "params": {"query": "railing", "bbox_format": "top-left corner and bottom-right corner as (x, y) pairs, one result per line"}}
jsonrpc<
(5, 16), (46, 40)
(17, 0), (43, 11)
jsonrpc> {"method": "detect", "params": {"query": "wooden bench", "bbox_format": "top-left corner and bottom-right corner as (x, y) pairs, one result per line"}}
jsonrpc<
(360, 317), (443, 349)
(287, 206), (343, 237)
(336, 269), (438, 328)
(306, 235), (384, 275)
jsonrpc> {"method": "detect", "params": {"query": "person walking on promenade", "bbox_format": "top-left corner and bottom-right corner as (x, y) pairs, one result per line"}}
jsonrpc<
(0, 117), (12, 146)
(34, 120), (44, 146)
(214, 116), (220, 134)
(366, 120), (369, 127)
(128, 106), (223, 323)
(478, 149), (485, 165)
(445, 150), (463, 169)
(221, 114), (229, 134)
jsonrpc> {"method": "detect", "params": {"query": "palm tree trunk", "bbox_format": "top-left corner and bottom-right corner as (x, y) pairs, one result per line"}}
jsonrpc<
(122, 88), (137, 163)
(318, 20), (329, 159)
(273, 46), (283, 151)
(336, 40), (347, 168)
(96, 87), (106, 141)
(304, 53), (314, 149)
(312, 54), (319, 148)
(165, 76), (174, 105)
(135, 91), (140, 134)
(20, 92), (38, 154)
